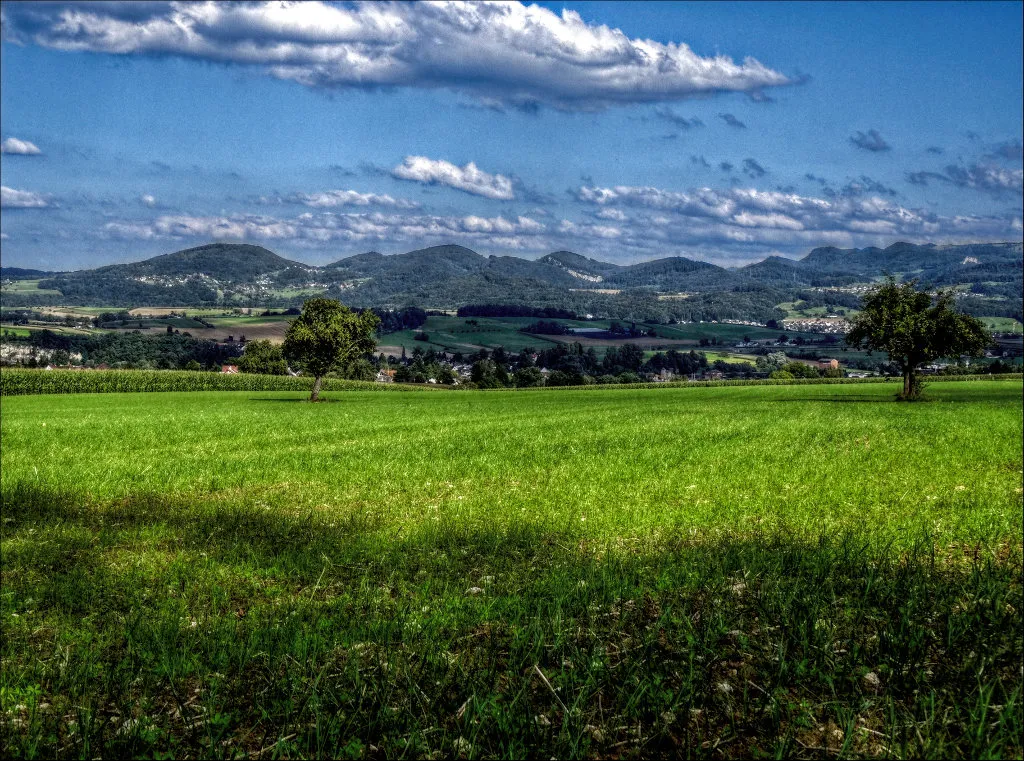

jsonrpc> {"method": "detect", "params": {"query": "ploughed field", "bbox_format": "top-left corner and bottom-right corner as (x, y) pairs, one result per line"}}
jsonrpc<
(1, 381), (1022, 759)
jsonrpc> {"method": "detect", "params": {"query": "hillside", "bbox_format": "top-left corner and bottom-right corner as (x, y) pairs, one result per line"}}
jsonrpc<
(2, 240), (1019, 321)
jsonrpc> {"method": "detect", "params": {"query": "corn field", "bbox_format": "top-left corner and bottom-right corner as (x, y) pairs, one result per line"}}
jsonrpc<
(0, 368), (442, 396)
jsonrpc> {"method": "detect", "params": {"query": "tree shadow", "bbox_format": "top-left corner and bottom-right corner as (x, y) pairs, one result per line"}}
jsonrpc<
(3, 481), (1020, 760)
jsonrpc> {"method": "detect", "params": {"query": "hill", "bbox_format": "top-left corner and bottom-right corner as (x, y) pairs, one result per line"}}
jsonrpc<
(2, 240), (1019, 322)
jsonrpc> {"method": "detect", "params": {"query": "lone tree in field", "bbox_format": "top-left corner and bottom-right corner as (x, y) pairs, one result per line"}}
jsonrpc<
(282, 298), (380, 401)
(845, 278), (990, 400)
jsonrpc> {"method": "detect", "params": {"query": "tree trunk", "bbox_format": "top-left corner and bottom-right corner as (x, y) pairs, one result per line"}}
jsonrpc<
(902, 367), (918, 399)
(310, 375), (323, 402)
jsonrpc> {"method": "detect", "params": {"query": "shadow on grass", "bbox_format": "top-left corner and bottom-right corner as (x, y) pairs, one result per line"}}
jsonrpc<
(771, 388), (1022, 404)
(2, 481), (1022, 760)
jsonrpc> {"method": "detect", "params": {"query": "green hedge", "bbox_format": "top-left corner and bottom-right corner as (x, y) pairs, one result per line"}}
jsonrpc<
(0, 368), (444, 396)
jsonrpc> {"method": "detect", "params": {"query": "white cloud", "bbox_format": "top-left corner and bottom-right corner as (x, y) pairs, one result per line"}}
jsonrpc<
(1, 137), (42, 155)
(574, 182), (1019, 252)
(280, 189), (419, 209)
(1, 186), (50, 208)
(102, 211), (548, 247)
(594, 208), (627, 221)
(1, 2), (792, 111)
(140, 193), (157, 207)
(392, 156), (515, 200)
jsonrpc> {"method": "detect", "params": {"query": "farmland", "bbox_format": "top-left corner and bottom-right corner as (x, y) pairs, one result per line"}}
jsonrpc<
(2, 380), (1021, 758)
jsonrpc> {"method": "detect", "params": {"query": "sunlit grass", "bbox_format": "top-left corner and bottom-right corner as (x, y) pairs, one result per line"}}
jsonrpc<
(1, 381), (1021, 758)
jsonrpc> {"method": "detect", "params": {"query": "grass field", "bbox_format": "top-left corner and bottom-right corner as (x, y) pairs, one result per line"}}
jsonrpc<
(979, 317), (1024, 334)
(2, 382), (1022, 758)
(702, 351), (757, 365)
(0, 281), (63, 296)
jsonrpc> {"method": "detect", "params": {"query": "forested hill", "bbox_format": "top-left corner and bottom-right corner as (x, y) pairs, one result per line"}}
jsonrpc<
(2, 240), (1020, 322)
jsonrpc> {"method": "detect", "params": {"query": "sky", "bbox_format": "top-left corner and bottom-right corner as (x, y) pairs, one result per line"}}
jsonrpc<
(0, 0), (1022, 271)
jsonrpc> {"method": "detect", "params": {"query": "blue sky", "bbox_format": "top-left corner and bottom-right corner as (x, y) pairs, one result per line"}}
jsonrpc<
(1, 1), (1021, 271)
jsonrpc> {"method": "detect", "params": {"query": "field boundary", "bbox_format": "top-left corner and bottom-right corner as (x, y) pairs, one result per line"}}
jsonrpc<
(1, 367), (1020, 396)
(508, 373), (1024, 392)
(0, 368), (448, 396)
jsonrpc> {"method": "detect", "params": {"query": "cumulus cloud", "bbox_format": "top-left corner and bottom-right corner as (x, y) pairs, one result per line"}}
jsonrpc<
(850, 129), (890, 152)
(140, 193), (157, 208)
(391, 156), (515, 200)
(1, 1), (792, 111)
(594, 207), (628, 221)
(718, 113), (747, 129)
(906, 163), (1023, 196)
(653, 107), (703, 129)
(573, 181), (1017, 250)
(102, 211), (549, 247)
(1, 186), (50, 208)
(1, 137), (42, 155)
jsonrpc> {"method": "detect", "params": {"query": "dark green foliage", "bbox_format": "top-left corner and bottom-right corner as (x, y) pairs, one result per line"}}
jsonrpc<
(237, 339), (287, 376)
(470, 359), (506, 388)
(457, 304), (578, 319)
(373, 306), (427, 334)
(520, 320), (573, 335)
(19, 328), (239, 369)
(846, 278), (992, 399)
(283, 298), (380, 400)
(512, 366), (544, 387)
(778, 362), (821, 379)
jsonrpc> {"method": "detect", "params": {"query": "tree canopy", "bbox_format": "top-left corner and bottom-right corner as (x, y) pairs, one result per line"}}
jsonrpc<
(237, 339), (287, 376)
(845, 278), (990, 399)
(282, 298), (379, 401)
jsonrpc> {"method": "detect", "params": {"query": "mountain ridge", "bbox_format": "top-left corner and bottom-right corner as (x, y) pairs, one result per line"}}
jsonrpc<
(4, 241), (1020, 322)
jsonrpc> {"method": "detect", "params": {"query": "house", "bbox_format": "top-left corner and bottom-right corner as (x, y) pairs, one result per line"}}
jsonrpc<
(817, 358), (840, 370)
(221, 364), (239, 374)
(375, 369), (396, 383)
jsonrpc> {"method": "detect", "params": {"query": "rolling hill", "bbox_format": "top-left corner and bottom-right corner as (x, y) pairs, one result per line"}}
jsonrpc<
(2, 240), (1019, 323)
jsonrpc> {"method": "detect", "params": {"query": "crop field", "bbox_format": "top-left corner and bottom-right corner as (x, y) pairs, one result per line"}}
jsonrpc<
(701, 351), (757, 365)
(1, 381), (1022, 758)
(979, 317), (1024, 334)
(0, 281), (63, 296)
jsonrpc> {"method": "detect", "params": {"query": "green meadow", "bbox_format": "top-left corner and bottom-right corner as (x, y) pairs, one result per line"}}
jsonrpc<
(1, 381), (1022, 758)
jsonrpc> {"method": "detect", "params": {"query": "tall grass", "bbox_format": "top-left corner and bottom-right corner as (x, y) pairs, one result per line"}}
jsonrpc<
(2, 366), (1019, 397)
(1, 381), (1021, 758)
(0, 368), (443, 396)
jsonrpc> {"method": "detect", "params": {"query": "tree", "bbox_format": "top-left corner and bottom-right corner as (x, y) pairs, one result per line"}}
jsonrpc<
(282, 298), (380, 401)
(471, 359), (505, 388)
(845, 278), (990, 400)
(756, 351), (788, 373)
(237, 339), (287, 376)
(512, 366), (544, 387)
